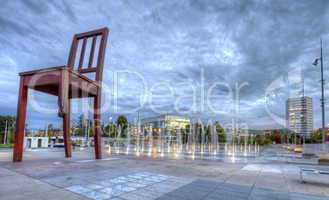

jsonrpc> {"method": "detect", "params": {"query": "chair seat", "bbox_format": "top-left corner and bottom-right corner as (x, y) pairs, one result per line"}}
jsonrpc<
(20, 66), (99, 98)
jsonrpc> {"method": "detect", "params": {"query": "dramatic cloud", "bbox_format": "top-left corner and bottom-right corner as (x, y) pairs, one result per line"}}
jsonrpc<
(0, 0), (329, 129)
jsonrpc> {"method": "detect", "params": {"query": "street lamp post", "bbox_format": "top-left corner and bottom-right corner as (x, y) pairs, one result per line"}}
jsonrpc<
(313, 39), (326, 144)
(3, 120), (8, 144)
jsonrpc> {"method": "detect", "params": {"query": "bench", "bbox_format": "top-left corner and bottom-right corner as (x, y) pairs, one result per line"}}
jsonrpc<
(300, 168), (329, 183)
(318, 156), (329, 165)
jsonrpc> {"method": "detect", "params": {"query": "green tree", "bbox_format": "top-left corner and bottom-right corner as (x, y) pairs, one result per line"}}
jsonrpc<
(205, 125), (212, 143)
(215, 122), (226, 143)
(72, 114), (93, 137)
(255, 135), (263, 145)
(116, 115), (128, 138)
(254, 134), (272, 146)
(194, 122), (203, 143)
(88, 126), (94, 137)
(47, 123), (54, 138)
(311, 129), (323, 143)
(104, 122), (117, 138)
(75, 114), (86, 136)
(0, 115), (15, 144)
(182, 124), (190, 144)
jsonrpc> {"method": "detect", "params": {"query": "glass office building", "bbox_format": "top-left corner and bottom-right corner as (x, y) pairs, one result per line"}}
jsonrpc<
(141, 115), (190, 136)
(286, 96), (313, 138)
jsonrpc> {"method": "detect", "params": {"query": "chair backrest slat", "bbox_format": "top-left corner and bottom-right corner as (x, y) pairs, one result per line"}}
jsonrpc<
(95, 31), (108, 82)
(78, 38), (87, 70)
(67, 39), (78, 69)
(88, 36), (97, 68)
(67, 27), (109, 82)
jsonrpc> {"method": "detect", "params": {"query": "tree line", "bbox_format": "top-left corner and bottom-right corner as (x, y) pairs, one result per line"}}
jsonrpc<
(0, 114), (327, 146)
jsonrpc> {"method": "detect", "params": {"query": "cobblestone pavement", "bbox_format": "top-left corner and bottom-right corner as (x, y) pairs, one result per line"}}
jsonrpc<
(0, 148), (329, 200)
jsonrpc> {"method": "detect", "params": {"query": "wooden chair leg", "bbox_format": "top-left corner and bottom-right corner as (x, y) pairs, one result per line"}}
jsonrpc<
(63, 99), (72, 158)
(94, 93), (102, 159)
(13, 77), (28, 162)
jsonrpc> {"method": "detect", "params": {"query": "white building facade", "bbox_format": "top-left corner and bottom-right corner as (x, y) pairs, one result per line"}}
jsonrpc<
(24, 137), (49, 148)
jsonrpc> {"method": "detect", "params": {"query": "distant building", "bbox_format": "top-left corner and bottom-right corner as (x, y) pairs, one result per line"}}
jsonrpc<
(24, 137), (49, 148)
(49, 136), (64, 147)
(141, 115), (190, 136)
(286, 96), (313, 138)
(128, 124), (140, 137)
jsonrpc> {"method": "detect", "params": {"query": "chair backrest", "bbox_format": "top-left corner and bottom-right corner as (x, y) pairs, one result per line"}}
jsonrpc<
(67, 27), (109, 82)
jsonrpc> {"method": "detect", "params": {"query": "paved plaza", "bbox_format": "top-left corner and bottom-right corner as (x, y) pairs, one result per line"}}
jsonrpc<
(0, 146), (329, 200)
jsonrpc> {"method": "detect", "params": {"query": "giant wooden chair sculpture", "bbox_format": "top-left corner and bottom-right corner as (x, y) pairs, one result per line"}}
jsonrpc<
(13, 28), (109, 162)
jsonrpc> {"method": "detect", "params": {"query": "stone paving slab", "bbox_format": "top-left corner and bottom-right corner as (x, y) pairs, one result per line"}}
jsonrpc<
(61, 172), (189, 200)
(156, 179), (329, 200)
(0, 167), (88, 200)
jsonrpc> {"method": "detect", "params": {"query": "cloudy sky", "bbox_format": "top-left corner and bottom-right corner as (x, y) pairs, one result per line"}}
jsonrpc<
(0, 0), (329, 129)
